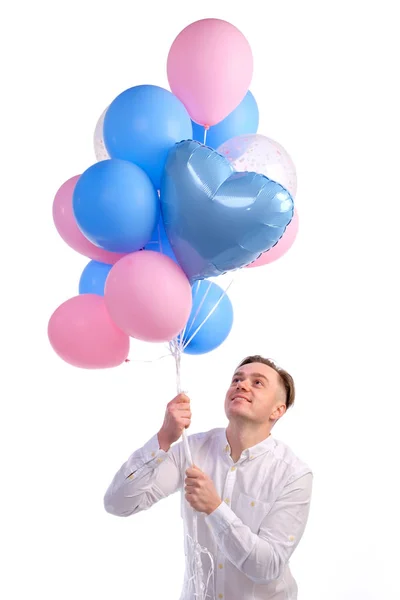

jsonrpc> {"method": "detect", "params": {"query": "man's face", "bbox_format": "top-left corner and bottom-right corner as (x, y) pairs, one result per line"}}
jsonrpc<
(224, 362), (286, 426)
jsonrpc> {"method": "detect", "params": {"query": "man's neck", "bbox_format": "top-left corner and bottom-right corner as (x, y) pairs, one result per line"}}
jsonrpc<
(226, 422), (271, 463)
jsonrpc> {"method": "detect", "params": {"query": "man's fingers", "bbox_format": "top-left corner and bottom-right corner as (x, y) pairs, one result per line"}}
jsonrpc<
(185, 478), (196, 487)
(186, 469), (202, 479)
(175, 407), (191, 416)
(186, 465), (202, 474)
(176, 393), (190, 403)
(168, 393), (190, 408)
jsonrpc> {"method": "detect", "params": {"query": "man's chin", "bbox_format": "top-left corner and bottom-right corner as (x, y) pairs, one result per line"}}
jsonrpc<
(227, 405), (252, 419)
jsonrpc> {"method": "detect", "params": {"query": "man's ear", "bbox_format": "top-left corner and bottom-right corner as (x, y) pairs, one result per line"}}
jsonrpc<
(271, 403), (287, 422)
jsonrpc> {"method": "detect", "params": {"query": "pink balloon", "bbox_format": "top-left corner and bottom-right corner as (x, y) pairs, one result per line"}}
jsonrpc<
(52, 176), (125, 265)
(247, 210), (299, 268)
(167, 19), (253, 127)
(48, 294), (130, 368)
(104, 251), (192, 342)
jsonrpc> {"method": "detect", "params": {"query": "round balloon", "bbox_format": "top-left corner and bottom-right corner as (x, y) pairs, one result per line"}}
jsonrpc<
(167, 18), (253, 126)
(192, 91), (259, 150)
(104, 251), (192, 342)
(73, 159), (159, 253)
(144, 218), (178, 263)
(93, 107), (110, 161)
(247, 209), (299, 268)
(48, 294), (130, 369)
(103, 85), (193, 189)
(218, 134), (297, 197)
(52, 175), (126, 264)
(181, 281), (233, 354)
(79, 260), (112, 295)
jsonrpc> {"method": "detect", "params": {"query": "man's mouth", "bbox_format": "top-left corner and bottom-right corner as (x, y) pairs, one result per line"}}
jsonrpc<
(231, 395), (251, 403)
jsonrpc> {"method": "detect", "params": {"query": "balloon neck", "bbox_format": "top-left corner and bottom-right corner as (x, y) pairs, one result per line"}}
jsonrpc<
(203, 125), (210, 145)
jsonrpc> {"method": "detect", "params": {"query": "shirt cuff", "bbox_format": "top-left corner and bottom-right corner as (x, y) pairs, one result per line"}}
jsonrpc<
(124, 434), (170, 477)
(204, 500), (237, 537)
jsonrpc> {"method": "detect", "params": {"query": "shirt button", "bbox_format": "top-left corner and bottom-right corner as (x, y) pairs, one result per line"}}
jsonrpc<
(230, 466), (236, 472)
(156, 458), (163, 464)
(151, 452), (155, 457)
(250, 501), (255, 507)
(224, 498), (230, 504)
(218, 594), (223, 599)
(128, 474), (134, 480)
(218, 564), (223, 569)
(224, 445), (229, 452)
(250, 455), (254, 459)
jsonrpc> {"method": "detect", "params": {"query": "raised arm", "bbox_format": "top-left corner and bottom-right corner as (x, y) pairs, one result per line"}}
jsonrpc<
(104, 393), (192, 517)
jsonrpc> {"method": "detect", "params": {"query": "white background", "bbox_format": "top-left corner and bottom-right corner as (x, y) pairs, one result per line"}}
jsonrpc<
(1, 1), (399, 598)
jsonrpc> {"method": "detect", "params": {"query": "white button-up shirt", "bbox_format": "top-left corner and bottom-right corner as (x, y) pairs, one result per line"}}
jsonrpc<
(104, 428), (313, 599)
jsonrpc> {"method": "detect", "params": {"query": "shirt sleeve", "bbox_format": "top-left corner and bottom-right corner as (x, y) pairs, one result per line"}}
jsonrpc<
(103, 434), (183, 517)
(204, 471), (313, 584)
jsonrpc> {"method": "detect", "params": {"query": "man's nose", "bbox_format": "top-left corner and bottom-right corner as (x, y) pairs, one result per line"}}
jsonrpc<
(237, 379), (250, 389)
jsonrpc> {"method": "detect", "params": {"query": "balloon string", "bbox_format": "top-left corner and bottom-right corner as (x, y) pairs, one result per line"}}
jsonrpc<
(203, 125), (209, 145)
(182, 276), (236, 351)
(126, 344), (214, 597)
(169, 340), (193, 464)
(183, 281), (213, 347)
(125, 354), (171, 362)
(157, 222), (164, 253)
(184, 534), (215, 599)
(124, 352), (171, 364)
(141, 212), (237, 599)
(179, 281), (201, 344)
(167, 340), (215, 599)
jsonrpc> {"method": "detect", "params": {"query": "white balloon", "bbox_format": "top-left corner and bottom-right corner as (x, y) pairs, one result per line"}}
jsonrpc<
(93, 107), (110, 161)
(217, 133), (297, 197)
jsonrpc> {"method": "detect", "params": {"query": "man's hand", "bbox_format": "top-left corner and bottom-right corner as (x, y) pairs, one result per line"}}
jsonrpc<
(184, 466), (222, 515)
(158, 393), (192, 451)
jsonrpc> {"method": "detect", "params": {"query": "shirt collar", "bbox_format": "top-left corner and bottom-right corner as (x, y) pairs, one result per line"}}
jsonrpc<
(221, 428), (275, 463)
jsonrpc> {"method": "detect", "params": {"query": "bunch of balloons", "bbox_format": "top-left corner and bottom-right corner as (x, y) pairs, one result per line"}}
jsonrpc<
(49, 18), (298, 369)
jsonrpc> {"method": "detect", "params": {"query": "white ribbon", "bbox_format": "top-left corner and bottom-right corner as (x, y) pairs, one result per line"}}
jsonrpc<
(169, 339), (211, 599)
(167, 269), (235, 599)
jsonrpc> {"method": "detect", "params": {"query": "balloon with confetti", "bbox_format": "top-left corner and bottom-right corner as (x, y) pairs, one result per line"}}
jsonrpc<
(93, 107), (110, 161)
(218, 133), (297, 197)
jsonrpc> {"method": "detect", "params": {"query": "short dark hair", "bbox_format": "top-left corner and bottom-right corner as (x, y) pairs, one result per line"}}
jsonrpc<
(236, 355), (295, 409)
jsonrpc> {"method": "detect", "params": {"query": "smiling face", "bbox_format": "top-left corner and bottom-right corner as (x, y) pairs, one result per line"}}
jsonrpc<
(224, 362), (287, 427)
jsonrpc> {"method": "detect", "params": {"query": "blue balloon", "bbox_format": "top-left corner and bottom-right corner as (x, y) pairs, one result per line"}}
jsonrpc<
(73, 159), (159, 253)
(192, 91), (259, 150)
(144, 218), (178, 263)
(103, 85), (193, 189)
(79, 260), (112, 296)
(160, 140), (294, 283)
(180, 281), (233, 355)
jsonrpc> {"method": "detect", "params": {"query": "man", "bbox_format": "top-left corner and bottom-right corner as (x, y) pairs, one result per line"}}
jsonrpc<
(104, 355), (313, 599)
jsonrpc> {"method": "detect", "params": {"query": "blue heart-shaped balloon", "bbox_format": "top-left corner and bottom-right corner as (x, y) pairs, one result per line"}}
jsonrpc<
(160, 140), (294, 282)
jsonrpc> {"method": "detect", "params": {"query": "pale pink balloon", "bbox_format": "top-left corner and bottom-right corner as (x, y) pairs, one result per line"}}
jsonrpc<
(247, 210), (299, 268)
(48, 294), (130, 368)
(167, 18), (253, 126)
(104, 251), (192, 342)
(52, 176), (125, 264)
